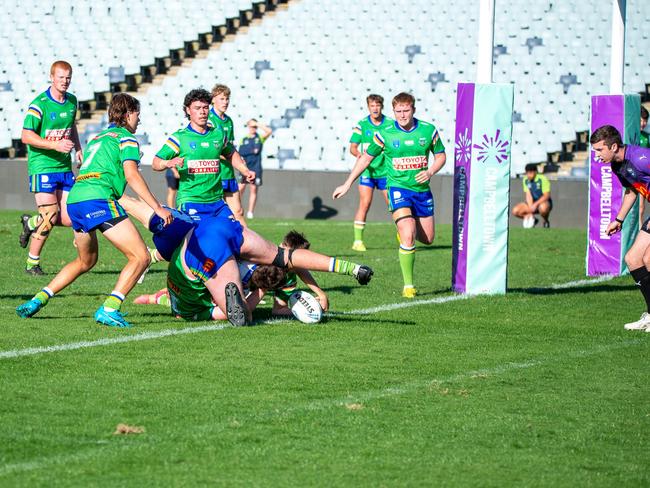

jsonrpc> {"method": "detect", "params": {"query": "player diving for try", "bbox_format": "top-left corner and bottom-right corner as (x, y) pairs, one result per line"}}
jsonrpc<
(333, 92), (446, 298)
(119, 197), (371, 326)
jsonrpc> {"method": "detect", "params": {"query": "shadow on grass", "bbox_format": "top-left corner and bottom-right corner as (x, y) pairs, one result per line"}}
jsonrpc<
(510, 284), (636, 295)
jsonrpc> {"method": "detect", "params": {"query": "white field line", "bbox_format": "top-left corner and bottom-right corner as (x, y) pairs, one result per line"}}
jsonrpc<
(0, 275), (618, 360)
(0, 336), (643, 478)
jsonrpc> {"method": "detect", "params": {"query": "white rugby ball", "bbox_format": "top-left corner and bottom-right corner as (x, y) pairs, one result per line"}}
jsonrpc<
(288, 290), (323, 324)
(523, 215), (535, 229)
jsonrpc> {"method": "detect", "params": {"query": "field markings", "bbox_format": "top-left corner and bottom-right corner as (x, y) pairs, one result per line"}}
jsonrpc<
(0, 335), (643, 478)
(0, 274), (619, 360)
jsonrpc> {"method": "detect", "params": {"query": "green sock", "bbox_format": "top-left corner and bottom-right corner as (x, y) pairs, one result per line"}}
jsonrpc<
(34, 287), (54, 304)
(329, 258), (359, 276)
(398, 245), (416, 287)
(353, 221), (365, 242)
(26, 254), (40, 269)
(103, 291), (125, 312)
(28, 215), (41, 231)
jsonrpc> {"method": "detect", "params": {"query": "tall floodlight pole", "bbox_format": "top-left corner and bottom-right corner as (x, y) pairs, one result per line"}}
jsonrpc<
(609, 0), (626, 94)
(476, 0), (495, 84)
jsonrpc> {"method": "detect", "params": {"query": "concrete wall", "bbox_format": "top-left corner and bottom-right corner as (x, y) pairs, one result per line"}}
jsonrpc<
(0, 159), (589, 228)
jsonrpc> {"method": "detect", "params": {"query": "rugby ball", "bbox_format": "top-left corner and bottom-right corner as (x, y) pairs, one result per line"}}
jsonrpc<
(523, 215), (536, 229)
(288, 290), (323, 324)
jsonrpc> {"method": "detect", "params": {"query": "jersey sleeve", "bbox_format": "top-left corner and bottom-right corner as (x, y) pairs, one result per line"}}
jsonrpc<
(156, 135), (180, 160)
(119, 136), (141, 165)
(350, 125), (362, 144)
(23, 100), (43, 132)
(540, 175), (551, 193)
(366, 131), (385, 157)
(522, 179), (529, 193)
(431, 128), (445, 154)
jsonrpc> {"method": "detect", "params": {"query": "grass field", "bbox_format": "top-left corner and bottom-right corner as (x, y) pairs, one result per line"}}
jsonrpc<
(0, 210), (648, 487)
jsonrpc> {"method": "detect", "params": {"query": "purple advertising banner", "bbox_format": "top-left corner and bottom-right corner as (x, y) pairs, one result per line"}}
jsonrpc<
(587, 95), (625, 276)
(452, 83), (475, 292)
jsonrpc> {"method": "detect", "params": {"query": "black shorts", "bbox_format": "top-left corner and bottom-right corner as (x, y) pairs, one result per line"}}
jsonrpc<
(642, 215), (650, 234)
(165, 169), (179, 190)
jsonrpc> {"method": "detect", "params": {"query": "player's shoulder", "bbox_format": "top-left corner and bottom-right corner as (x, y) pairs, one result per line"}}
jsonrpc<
(28, 91), (48, 107)
(417, 119), (436, 130)
(537, 173), (550, 183)
(66, 92), (78, 104)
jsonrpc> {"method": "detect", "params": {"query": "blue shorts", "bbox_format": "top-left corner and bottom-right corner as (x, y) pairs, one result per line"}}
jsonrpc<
(67, 199), (127, 233)
(178, 200), (232, 222)
(149, 208), (196, 262)
(388, 187), (434, 217)
(184, 215), (244, 282)
(359, 176), (387, 190)
(222, 178), (239, 193)
(29, 171), (75, 193)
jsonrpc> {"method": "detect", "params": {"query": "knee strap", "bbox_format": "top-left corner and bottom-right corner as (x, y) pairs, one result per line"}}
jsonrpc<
(33, 203), (58, 240)
(394, 215), (415, 225)
(271, 247), (296, 269)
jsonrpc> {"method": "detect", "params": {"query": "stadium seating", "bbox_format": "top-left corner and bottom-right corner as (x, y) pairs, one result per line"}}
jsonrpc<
(1, 0), (649, 177)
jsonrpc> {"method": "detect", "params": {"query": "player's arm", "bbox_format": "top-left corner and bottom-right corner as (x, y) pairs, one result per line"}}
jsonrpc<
(152, 155), (184, 172)
(416, 151), (446, 184)
(259, 123), (272, 140)
(416, 130), (446, 183)
(152, 135), (184, 172)
(332, 152), (374, 199)
(123, 161), (172, 225)
(71, 124), (83, 166)
(225, 148), (255, 183)
(295, 269), (329, 311)
(524, 188), (534, 210)
(607, 188), (638, 235)
(21, 128), (74, 153)
(349, 124), (362, 157)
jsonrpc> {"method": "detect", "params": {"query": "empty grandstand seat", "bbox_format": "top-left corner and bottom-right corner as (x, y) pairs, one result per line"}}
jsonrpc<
(558, 73), (580, 94)
(277, 148), (298, 165)
(253, 60), (272, 79)
(426, 71), (448, 92)
(404, 44), (422, 63)
(525, 36), (543, 54)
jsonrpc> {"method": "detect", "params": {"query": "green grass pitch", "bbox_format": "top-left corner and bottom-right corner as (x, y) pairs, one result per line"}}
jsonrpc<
(0, 210), (647, 486)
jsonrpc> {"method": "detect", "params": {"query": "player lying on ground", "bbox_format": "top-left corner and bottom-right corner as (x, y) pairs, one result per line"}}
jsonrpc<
(16, 94), (173, 328)
(592, 124), (650, 332)
(120, 198), (371, 325)
(333, 92), (446, 299)
(133, 230), (330, 319)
